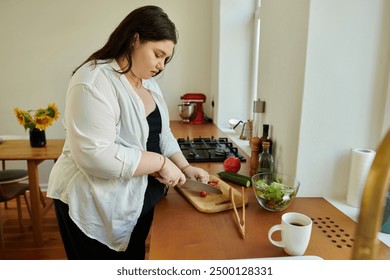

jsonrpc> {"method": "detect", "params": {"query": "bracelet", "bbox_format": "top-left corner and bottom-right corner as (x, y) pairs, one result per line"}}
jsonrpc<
(180, 164), (191, 173)
(159, 156), (167, 172)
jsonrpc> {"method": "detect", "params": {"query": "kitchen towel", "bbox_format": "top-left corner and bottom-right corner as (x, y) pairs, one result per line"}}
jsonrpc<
(346, 148), (376, 208)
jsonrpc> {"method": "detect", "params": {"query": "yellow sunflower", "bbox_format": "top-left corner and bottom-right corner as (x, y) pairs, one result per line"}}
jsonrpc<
(34, 115), (53, 130)
(47, 103), (60, 120)
(14, 103), (60, 131)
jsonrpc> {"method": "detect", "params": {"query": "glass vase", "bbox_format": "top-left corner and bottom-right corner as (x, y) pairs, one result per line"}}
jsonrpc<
(29, 128), (46, 147)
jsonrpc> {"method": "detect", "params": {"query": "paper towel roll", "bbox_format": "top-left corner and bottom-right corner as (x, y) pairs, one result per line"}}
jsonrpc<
(346, 148), (376, 207)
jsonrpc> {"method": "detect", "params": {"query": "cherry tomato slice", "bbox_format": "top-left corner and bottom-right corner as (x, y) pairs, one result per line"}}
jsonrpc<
(200, 191), (207, 197)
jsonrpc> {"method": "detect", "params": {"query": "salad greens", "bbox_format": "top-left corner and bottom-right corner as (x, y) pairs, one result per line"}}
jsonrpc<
(254, 178), (296, 211)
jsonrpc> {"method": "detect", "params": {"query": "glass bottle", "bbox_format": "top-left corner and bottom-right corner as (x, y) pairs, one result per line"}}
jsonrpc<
(258, 141), (274, 173)
(259, 124), (273, 154)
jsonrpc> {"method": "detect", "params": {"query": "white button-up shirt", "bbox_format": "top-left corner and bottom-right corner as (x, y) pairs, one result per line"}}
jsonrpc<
(47, 60), (181, 251)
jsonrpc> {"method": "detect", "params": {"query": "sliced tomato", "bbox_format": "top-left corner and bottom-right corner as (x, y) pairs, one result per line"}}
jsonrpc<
(267, 200), (275, 206)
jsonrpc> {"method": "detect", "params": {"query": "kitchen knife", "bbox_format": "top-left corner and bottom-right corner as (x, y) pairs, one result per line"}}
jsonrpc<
(180, 179), (223, 194)
(149, 172), (222, 194)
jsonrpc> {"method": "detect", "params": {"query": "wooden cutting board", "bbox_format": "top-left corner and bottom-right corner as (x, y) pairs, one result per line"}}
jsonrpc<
(174, 175), (248, 213)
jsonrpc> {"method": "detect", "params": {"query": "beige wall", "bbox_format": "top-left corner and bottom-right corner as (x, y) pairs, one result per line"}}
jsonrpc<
(0, 0), (212, 139)
(0, 0), (214, 185)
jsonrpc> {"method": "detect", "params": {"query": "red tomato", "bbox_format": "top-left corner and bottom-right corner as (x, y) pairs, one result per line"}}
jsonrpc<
(267, 200), (275, 206)
(223, 157), (241, 173)
(200, 191), (207, 197)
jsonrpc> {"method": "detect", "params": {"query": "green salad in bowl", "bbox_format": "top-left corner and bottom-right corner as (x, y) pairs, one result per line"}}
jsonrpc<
(251, 172), (300, 212)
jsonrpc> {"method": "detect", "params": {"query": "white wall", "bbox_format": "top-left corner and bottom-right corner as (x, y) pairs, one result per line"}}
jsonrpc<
(257, 0), (310, 178)
(258, 0), (390, 198)
(297, 0), (390, 198)
(212, 0), (255, 128)
(0, 0), (212, 185)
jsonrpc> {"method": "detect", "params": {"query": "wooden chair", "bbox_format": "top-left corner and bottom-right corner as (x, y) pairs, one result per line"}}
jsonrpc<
(0, 135), (46, 208)
(1, 160), (30, 208)
(0, 171), (31, 259)
(0, 179), (31, 226)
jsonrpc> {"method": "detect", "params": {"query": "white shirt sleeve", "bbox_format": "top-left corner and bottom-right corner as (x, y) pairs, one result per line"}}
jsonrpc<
(64, 82), (141, 179)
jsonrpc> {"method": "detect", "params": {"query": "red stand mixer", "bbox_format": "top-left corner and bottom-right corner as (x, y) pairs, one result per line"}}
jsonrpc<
(178, 93), (208, 124)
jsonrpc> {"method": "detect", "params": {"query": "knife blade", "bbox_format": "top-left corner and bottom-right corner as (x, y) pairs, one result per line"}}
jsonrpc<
(180, 179), (223, 194)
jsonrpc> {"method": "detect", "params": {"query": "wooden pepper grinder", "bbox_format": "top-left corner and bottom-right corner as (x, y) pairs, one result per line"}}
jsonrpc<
(250, 136), (260, 176)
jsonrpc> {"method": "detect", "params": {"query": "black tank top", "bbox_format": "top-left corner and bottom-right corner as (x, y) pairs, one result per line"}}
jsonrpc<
(141, 105), (166, 215)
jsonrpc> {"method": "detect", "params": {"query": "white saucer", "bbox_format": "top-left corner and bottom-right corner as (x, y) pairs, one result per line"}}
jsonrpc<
(252, 255), (323, 260)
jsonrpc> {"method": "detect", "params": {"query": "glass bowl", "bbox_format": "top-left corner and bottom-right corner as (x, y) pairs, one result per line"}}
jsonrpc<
(251, 172), (300, 212)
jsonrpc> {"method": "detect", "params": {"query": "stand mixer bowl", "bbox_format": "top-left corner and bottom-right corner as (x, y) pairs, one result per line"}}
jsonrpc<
(178, 103), (196, 122)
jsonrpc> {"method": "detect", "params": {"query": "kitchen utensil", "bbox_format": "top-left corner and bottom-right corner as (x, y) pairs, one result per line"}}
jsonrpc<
(181, 179), (222, 194)
(149, 171), (221, 194)
(178, 103), (196, 122)
(239, 120), (252, 140)
(178, 93), (208, 124)
(229, 119), (242, 129)
(230, 186), (245, 239)
(175, 175), (248, 213)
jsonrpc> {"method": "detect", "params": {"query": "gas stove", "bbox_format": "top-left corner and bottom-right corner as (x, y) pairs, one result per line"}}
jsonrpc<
(177, 137), (246, 162)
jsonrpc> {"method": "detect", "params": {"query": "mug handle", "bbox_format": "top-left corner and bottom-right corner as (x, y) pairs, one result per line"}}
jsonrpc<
(268, 224), (285, 248)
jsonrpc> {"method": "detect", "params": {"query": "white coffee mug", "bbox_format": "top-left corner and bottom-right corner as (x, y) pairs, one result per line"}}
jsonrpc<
(268, 212), (312, 256)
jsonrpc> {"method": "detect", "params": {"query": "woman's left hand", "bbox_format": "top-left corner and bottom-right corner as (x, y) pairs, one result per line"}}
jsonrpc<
(182, 166), (209, 184)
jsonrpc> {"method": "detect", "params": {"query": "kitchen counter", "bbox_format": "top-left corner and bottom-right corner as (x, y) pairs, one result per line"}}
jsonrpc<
(219, 124), (390, 248)
(148, 122), (390, 259)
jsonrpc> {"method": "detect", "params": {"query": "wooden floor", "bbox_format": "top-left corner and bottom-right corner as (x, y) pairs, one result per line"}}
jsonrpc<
(1, 192), (66, 260)
(1, 192), (150, 260)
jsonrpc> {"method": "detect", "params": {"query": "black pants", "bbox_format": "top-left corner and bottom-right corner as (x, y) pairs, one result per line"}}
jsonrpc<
(53, 178), (165, 260)
(53, 199), (155, 260)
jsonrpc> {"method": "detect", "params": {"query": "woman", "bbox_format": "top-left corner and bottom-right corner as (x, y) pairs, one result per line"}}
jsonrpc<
(47, 5), (209, 260)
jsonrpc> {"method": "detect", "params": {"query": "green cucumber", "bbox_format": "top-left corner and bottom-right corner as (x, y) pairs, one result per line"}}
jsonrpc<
(217, 171), (251, 187)
(219, 171), (251, 181)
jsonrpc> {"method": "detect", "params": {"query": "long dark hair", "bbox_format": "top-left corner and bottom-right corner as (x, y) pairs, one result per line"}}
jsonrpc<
(73, 5), (178, 75)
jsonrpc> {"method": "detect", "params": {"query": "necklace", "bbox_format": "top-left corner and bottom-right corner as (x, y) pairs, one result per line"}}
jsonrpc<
(128, 70), (142, 89)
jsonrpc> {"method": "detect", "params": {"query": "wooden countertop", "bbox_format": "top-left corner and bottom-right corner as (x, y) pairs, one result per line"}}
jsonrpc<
(148, 122), (390, 260)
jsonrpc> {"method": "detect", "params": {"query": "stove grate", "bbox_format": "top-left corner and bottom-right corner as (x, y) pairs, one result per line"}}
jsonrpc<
(177, 137), (246, 162)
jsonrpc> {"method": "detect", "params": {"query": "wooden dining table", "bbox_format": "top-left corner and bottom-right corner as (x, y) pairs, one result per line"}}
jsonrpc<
(0, 139), (64, 246)
(149, 122), (390, 260)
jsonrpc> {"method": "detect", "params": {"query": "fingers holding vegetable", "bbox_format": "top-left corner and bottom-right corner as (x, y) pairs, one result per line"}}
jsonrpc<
(182, 165), (209, 184)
